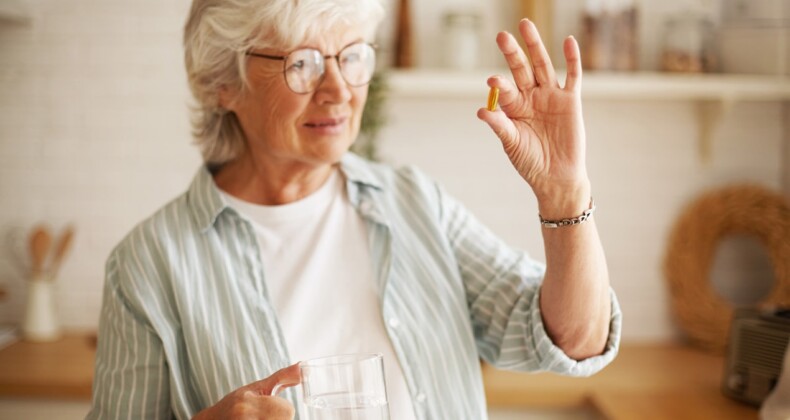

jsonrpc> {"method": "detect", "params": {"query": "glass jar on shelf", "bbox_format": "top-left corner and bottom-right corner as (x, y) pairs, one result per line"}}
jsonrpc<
(660, 11), (717, 73)
(580, 0), (639, 71)
(442, 10), (482, 71)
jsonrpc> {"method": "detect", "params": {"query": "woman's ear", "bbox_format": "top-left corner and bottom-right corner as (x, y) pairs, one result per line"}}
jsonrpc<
(217, 85), (236, 111)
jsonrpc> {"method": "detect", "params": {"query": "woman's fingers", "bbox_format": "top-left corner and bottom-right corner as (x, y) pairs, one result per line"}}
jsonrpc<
(486, 76), (520, 111)
(496, 31), (535, 92)
(477, 76), (519, 148)
(518, 19), (557, 88)
(477, 107), (518, 147)
(563, 36), (582, 93)
(194, 365), (300, 420)
(248, 363), (301, 396)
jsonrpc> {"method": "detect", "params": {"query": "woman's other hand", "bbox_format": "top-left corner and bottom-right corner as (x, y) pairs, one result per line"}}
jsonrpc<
(478, 19), (590, 217)
(192, 364), (301, 420)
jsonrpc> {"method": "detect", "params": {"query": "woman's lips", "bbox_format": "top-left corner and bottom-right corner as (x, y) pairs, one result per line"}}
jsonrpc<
(303, 117), (348, 135)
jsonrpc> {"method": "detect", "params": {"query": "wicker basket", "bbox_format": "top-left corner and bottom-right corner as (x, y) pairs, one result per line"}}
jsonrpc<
(664, 185), (790, 353)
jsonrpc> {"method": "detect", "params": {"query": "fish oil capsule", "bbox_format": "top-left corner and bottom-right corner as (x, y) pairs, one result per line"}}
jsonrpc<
(486, 87), (499, 111)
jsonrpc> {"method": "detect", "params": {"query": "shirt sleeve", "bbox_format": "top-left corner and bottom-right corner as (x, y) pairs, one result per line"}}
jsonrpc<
(436, 182), (622, 377)
(86, 251), (173, 419)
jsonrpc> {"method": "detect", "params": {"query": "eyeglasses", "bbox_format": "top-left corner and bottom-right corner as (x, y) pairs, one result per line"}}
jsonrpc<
(246, 42), (377, 94)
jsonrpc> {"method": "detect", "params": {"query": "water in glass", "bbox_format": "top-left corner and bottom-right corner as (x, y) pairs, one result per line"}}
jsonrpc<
(305, 392), (390, 420)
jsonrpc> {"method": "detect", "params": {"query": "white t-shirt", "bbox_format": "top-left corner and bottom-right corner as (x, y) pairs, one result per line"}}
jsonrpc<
(221, 168), (416, 420)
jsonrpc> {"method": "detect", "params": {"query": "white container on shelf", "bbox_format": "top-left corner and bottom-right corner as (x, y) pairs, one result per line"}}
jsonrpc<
(442, 10), (482, 71)
(719, 27), (790, 75)
(719, 0), (790, 75)
(722, 0), (789, 21)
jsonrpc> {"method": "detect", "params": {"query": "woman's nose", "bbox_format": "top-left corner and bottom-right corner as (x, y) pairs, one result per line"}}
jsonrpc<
(314, 58), (352, 104)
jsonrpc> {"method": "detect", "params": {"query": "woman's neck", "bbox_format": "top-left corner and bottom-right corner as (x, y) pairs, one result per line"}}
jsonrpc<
(213, 154), (336, 205)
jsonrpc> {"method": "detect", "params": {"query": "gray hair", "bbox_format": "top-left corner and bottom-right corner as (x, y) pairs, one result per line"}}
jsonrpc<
(183, 0), (385, 166)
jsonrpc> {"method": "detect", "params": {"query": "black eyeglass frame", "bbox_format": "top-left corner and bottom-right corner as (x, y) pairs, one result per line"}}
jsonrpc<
(245, 42), (377, 94)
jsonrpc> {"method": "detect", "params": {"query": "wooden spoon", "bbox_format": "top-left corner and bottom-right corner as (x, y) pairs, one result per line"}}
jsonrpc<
(49, 225), (75, 279)
(29, 225), (52, 279)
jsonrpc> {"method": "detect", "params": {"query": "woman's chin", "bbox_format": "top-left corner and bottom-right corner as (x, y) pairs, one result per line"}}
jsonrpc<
(308, 137), (355, 164)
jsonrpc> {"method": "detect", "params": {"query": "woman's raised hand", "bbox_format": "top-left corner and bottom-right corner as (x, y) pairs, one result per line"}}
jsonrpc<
(477, 19), (590, 216)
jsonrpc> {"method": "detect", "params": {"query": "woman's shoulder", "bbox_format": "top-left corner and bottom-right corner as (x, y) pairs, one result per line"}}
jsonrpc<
(108, 192), (196, 265)
(109, 166), (221, 262)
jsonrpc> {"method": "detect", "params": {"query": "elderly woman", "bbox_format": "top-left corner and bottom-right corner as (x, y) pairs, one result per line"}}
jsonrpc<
(87, 0), (621, 419)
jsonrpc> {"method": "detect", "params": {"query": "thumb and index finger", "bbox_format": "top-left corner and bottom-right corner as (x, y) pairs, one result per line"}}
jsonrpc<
(248, 363), (302, 397)
(476, 25), (531, 147)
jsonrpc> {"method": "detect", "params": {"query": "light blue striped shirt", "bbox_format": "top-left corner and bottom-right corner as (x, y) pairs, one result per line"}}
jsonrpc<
(87, 153), (622, 420)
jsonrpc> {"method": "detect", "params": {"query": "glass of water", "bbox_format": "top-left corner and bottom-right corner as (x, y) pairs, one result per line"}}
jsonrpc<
(300, 353), (390, 420)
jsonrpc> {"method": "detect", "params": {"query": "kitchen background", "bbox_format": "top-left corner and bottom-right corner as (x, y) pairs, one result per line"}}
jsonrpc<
(0, 0), (787, 384)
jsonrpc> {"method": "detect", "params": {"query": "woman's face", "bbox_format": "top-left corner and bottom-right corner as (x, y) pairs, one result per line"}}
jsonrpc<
(226, 27), (370, 169)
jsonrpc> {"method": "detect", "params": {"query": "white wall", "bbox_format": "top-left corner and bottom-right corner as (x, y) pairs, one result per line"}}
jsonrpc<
(0, 0), (201, 328)
(0, 0), (785, 342)
(378, 95), (783, 342)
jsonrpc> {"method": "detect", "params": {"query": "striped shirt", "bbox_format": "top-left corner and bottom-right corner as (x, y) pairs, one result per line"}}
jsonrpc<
(87, 152), (622, 420)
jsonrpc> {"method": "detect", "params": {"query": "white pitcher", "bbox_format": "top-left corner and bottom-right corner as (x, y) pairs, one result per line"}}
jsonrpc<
(22, 275), (61, 341)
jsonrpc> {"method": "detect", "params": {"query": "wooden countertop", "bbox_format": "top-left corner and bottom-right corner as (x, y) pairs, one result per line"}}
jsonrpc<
(0, 334), (95, 399)
(0, 334), (760, 419)
(482, 342), (758, 419)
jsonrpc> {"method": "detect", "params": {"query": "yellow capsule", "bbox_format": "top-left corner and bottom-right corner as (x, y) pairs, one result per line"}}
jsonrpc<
(486, 87), (499, 111)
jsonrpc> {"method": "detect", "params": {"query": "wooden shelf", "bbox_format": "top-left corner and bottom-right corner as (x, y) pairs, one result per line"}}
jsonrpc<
(387, 69), (790, 164)
(387, 69), (790, 101)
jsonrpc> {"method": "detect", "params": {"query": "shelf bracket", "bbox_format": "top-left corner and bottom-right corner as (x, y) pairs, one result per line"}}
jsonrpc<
(695, 99), (735, 164)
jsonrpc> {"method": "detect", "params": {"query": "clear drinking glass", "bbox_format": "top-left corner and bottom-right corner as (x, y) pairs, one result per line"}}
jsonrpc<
(300, 353), (390, 420)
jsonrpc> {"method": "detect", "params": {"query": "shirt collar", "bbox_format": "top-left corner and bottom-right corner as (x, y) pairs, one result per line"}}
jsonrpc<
(187, 153), (384, 232)
(339, 152), (384, 191)
(339, 153), (388, 226)
(187, 166), (228, 233)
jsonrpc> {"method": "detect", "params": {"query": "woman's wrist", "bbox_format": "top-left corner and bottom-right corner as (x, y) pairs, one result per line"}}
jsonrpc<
(534, 179), (592, 221)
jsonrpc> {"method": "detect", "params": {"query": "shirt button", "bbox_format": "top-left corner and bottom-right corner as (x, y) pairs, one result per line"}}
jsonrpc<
(416, 393), (427, 403)
(388, 317), (400, 329)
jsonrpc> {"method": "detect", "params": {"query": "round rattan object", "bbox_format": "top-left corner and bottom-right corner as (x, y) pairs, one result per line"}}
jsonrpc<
(664, 184), (790, 353)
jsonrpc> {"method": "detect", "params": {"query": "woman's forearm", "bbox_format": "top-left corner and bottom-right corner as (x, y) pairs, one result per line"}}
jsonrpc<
(536, 187), (611, 360)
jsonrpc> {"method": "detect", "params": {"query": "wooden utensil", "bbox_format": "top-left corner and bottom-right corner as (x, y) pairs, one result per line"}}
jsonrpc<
(29, 225), (51, 279)
(49, 225), (75, 279)
(394, 0), (413, 68)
